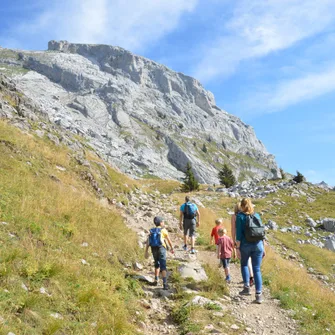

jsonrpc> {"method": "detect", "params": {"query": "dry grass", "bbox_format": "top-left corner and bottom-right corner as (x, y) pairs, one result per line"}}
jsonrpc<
(0, 120), (142, 334)
(262, 246), (335, 334)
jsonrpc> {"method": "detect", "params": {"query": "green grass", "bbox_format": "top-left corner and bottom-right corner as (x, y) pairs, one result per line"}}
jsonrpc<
(0, 120), (143, 334)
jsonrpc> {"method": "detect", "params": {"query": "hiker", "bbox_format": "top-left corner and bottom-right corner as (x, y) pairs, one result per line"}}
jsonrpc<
(145, 216), (174, 290)
(211, 218), (223, 265)
(217, 228), (234, 283)
(235, 198), (266, 304)
(231, 201), (254, 286)
(210, 218), (223, 245)
(179, 196), (200, 254)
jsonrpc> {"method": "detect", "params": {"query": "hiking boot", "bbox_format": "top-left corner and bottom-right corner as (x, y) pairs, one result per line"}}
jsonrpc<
(163, 283), (170, 290)
(182, 244), (187, 251)
(249, 276), (254, 287)
(239, 286), (251, 295)
(190, 248), (196, 254)
(255, 292), (263, 304)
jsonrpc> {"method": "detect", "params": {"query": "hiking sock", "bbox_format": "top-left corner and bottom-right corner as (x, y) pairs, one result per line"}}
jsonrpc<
(162, 277), (167, 285)
(155, 276), (159, 281)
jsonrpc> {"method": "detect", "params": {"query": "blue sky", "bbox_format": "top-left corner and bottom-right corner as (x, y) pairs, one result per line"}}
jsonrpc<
(1, 0), (335, 185)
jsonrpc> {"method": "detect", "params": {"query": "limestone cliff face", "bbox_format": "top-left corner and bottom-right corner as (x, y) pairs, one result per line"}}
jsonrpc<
(0, 41), (280, 183)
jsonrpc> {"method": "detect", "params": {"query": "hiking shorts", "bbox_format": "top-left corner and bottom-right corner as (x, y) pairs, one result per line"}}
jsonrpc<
(183, 218), (196, 237)
(151, 246), (167, 271)
(220, 258), (231, 269)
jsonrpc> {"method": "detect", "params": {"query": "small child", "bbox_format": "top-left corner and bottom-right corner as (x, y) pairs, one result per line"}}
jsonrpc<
(217, 228), (234, 283)
(145, 216), (174, 290)
(210, 218), (223, 246)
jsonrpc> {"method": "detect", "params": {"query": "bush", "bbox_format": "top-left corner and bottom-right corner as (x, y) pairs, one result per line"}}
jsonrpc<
(202, 144), (207, 153)
(218, 164), (236, 188)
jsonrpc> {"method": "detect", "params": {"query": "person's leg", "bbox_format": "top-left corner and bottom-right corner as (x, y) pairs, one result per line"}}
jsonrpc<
(248, 258), (254, 286)
(250, 242), (264, 294)
(240, 244), (252, 294)
(159, 247), (168, 289)
(189, 219), (196, 251)
(183, 221), (189, 249)
(152, 247), (160, 285)
(224, 258), (231, 280)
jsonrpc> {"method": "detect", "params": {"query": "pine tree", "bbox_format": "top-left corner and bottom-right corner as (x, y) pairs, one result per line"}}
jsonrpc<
(293, 171), (305, 183)
(182, 162), (199, 192)
(218, 164), (236, 188)
(279, 167), (285, 180)
(202, 143), (207, 153)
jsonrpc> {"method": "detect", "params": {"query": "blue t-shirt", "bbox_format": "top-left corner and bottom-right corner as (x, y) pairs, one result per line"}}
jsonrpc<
(180, 202), (198, 215)
(236, 212), (262, 244)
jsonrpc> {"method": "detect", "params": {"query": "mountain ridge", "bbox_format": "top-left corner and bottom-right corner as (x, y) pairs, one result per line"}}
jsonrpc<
(0, 41), (279, 183)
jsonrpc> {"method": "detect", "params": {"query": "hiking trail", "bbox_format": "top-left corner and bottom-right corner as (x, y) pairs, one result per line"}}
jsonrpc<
(122, 190), (300, 334)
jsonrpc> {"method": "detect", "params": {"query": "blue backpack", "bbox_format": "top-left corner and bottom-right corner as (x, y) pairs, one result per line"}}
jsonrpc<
(183, 202), (197, 219)
(149, 228), (162, 247)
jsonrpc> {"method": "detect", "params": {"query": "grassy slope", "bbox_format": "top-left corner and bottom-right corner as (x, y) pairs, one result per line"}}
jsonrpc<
(0, 121), (143, 334)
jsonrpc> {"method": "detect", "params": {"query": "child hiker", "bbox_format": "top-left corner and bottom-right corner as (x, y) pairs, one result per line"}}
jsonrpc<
(210, 218), (223, 246)
(145, 216), (174, 290)
(217, 228), (234, 283)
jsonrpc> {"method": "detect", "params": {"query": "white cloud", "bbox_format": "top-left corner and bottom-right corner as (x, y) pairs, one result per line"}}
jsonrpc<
(193, 0), (335, 82)
(238, 65), (335, 116)
(3, 0), (198, 51)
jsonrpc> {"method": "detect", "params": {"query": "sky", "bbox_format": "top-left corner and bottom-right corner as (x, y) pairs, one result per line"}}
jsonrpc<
(1, 0), (335, 186)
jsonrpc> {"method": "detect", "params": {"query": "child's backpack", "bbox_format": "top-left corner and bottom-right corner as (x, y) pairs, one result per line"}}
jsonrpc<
(244, 214), (265, 242)
(183, 202), (197, 219)
(149, 228), (162, 247)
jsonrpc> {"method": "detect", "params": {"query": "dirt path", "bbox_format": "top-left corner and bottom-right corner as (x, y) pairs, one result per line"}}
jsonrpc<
(198, 250), (300, 335)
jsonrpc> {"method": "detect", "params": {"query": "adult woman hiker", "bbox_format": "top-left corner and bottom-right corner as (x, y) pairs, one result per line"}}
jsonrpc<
(231, 202), (254, 286)
(235, 198), (265, 304)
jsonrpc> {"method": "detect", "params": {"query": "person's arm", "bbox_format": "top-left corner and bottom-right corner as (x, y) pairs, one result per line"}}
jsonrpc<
(217, 241), (220, 259)
(165, 233), (174, 253)
(235, 215), (242, 259)
(145, 237), (150, 258)
(210, 228), (214, 245)
(179, 211), (183, 230)
(196, 209), (200, 227)
(231, 214), (236, 243)
(262, 240), (266, 258)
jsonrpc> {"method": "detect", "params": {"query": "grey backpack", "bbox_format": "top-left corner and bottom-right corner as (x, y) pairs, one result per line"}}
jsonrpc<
(244, 214), (265, 242)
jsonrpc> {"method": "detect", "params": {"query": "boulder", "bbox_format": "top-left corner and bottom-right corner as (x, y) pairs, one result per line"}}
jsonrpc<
(322, 218), (335, 232)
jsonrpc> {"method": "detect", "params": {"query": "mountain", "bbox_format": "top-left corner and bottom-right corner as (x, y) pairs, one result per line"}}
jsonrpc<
(0, 41), (280, 183)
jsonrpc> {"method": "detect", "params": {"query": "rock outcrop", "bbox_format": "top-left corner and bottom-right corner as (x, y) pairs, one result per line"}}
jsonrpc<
(0, 41), (280, 183)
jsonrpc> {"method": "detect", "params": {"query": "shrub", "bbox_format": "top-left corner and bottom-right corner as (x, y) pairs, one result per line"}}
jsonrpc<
(202, 144), (207, 153)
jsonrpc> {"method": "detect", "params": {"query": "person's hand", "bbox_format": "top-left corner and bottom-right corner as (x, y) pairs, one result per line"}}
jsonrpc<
(179, 223), (182, 230)
(196, 222), (199, 227)
(145, 250), (150, 259)
(262, 250), (266, 258)
(236, 248), (241, 260)
(170, 249), (175, 254)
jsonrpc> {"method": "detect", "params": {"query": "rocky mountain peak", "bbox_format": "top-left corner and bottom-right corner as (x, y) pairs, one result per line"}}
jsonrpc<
(0, 41), (280, 183)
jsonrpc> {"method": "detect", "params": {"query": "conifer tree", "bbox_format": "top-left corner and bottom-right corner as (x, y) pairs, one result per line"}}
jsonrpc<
(218, 164), (236, 188)
(293, 171), (305, 183)
(182, 162), (199, 192)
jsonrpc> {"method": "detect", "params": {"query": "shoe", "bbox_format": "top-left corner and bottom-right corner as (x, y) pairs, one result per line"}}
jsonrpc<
(182, 244), (187, 251)
(249, 276), (254, 287)
(255, 292), (263, 304)
(239, 286), (251, 295)
(225, 277), (231, 284)
(190, 248), (196, 254)
(163, 283), (170, 290)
